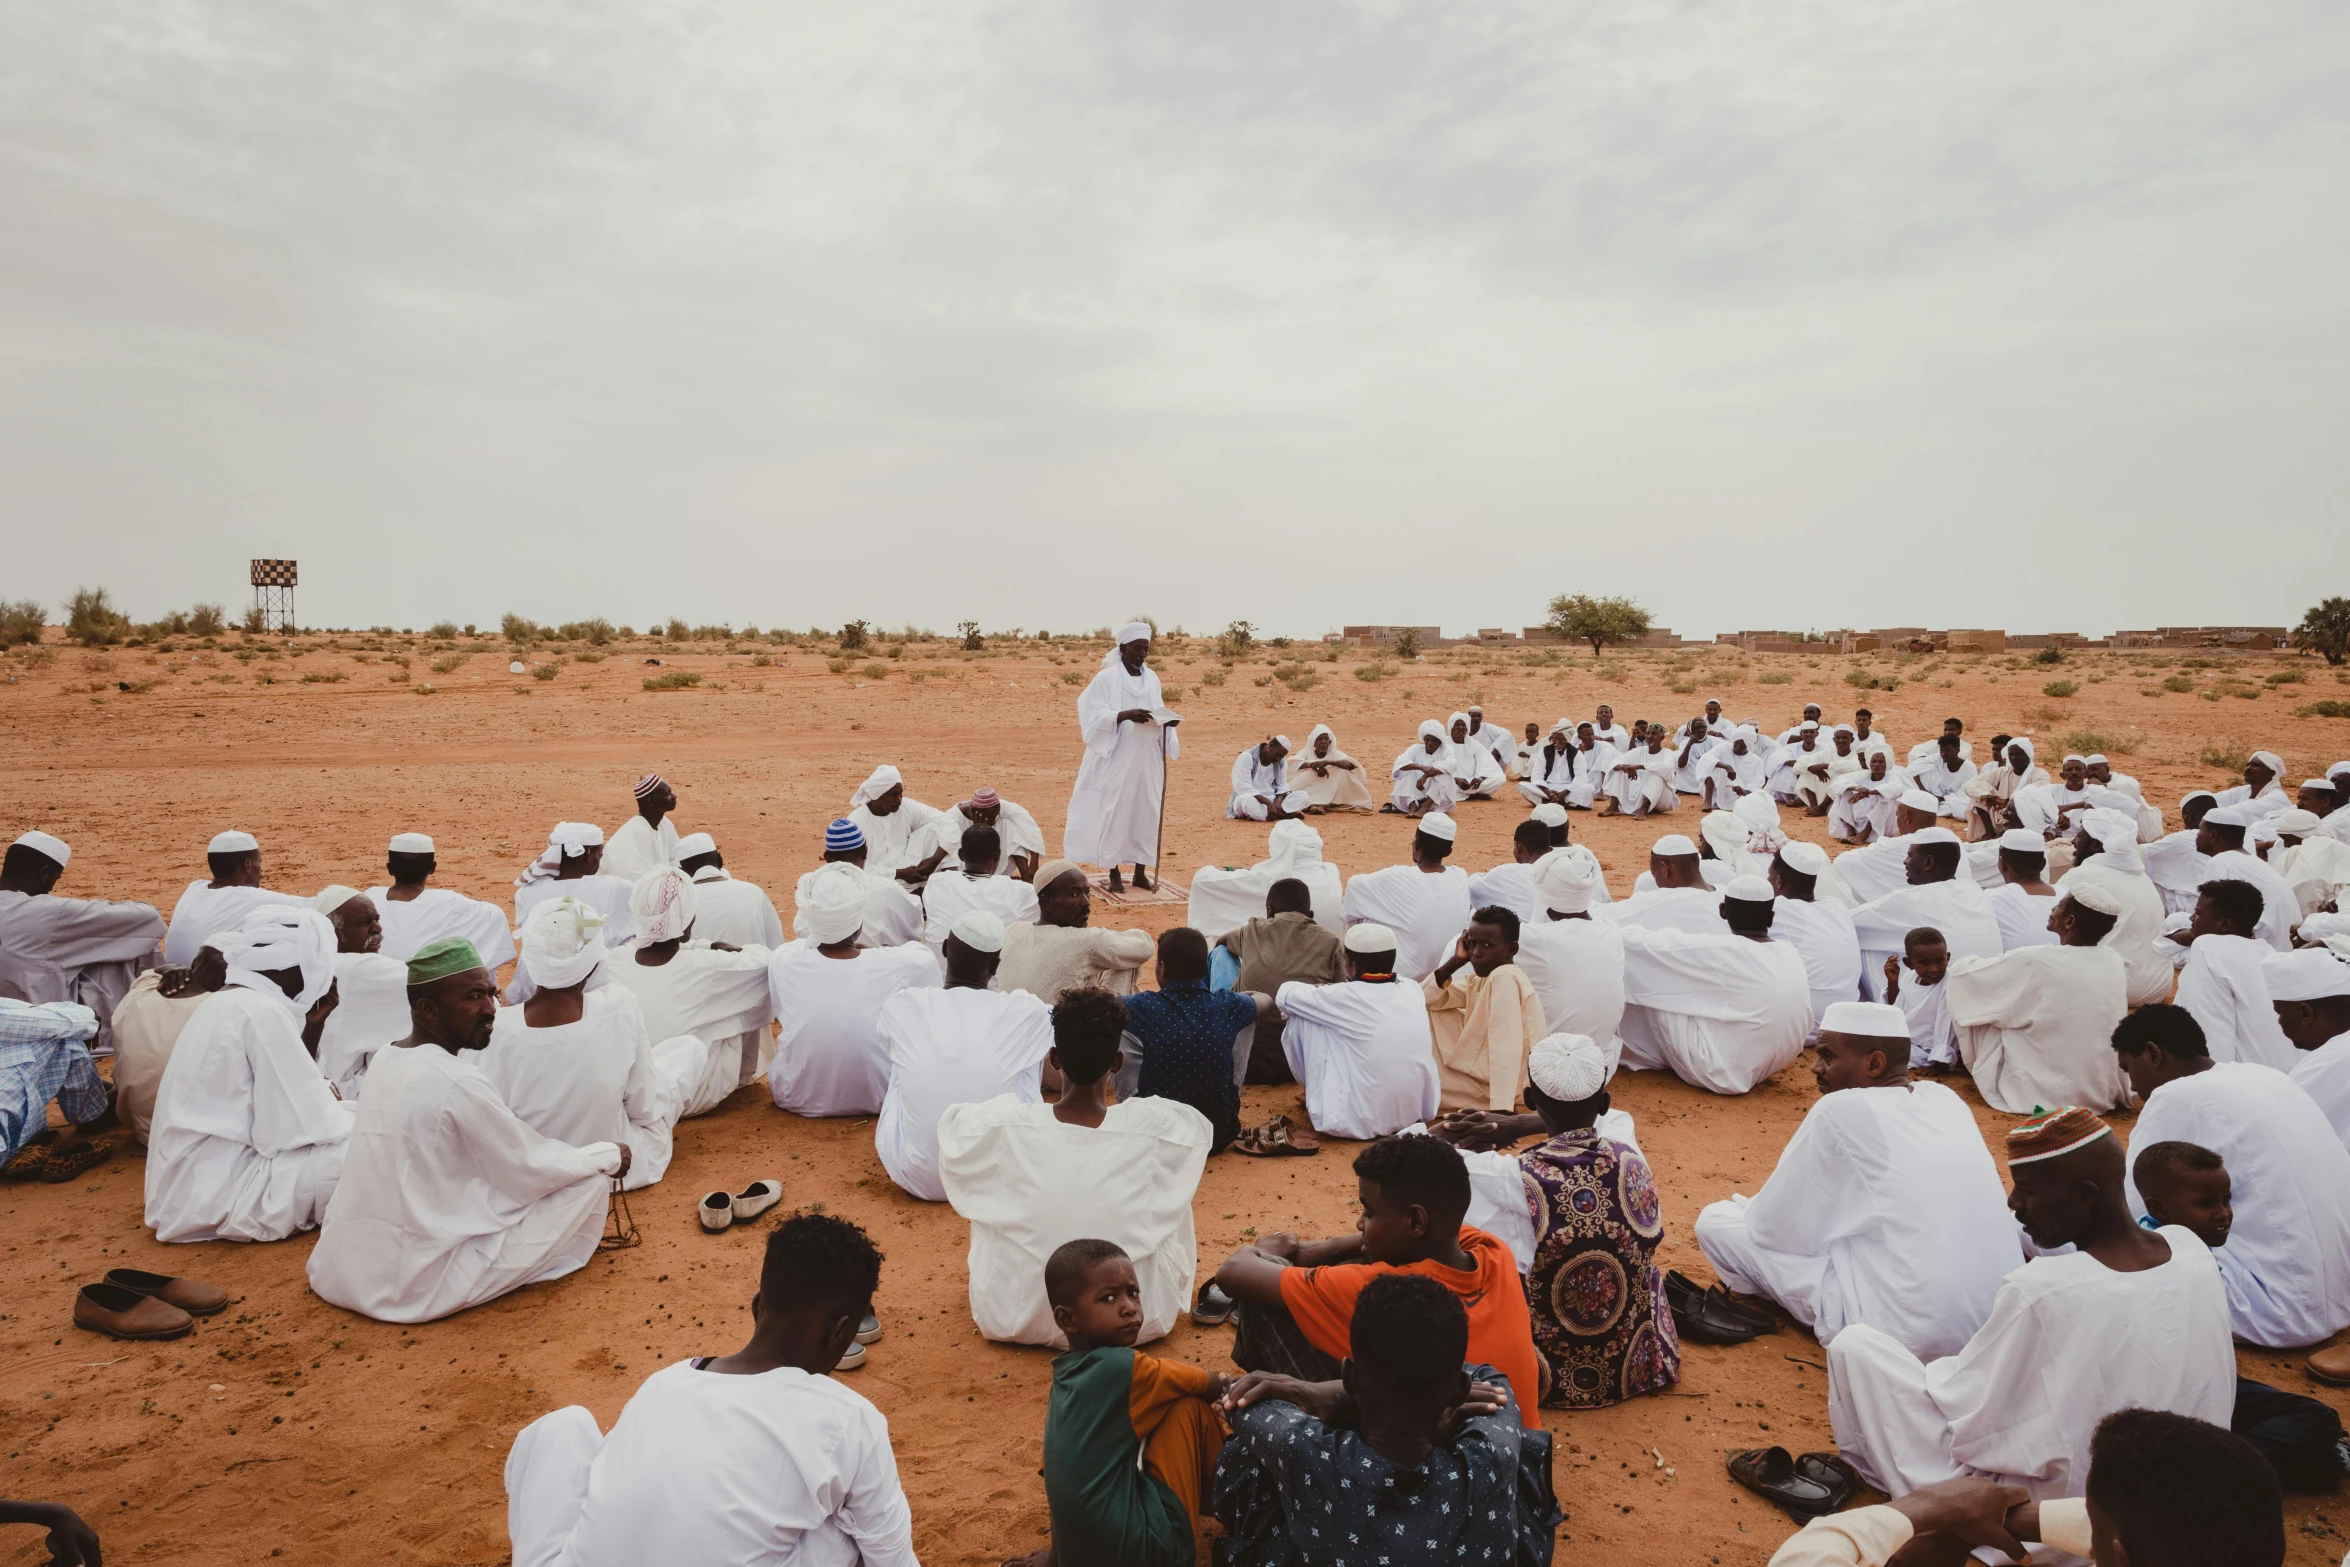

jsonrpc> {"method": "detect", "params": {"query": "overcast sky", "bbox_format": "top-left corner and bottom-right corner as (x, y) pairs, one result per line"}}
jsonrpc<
(4, 1), (2345, 639)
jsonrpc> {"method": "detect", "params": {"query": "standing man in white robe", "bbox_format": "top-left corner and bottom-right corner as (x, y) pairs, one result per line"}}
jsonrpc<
(1766, 843), (1864, 1034)
(848, 764), (950, 886)
(368, 832), (517, 975)
(311, 887), (414, 1101)
(1616, 879), (1812, 1095)
(2114, 1004), (2350, 1349)
(793, 819), (923, 949)
(2059, 811), (2175, 1006)
(163, 830), (307, 966)
(1512, 848), (1626, 1071)
(307, 936), (627, 1324)
(0, 830), (163, 1053)
(1064, 624), (1180, 892)
(1943, 888), (2132, 1114)
(2175, 879), (2296, 1069)
(599, 774), (682, 885)
(604, 868), (774, 1118)
(1849, 829), (2003, 1001)
(1387, 721), (1459, 815)
(767, 866), (941, 1118)
(1696, 1001), (2018, 1359)
(2269, 948), (2350, 1152)
(144, 908), (355, 1244)
(1227, 736), (1308, 821)
(1984, 829), (2059, 950)
(674, 832), (785, 949)
(1826, 1107), (2235, 1501)
(912, 787), (1046, 879)
(1339, 812), (1473, 982)
(1277, 923), (1441, 1139)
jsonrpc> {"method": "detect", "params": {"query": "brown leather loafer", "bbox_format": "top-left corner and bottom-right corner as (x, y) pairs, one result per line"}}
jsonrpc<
(75, 1282), (194, 1341)
(2309, 1341), (2350, 1387)
(104, 1268), (229, 1317)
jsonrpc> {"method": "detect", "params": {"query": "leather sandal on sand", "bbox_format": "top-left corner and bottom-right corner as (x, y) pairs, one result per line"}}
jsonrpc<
(2308, 1342), (2350, 1387)
(39, 1139), (112, 1184)
(75, 1282), (194, 1342)
(1726, 1446), (1852, 1519)
(1193, 1283), (1237, 1327)
(730, 1180), (782, 1222)
(1230, 1115), (1320, 1158)
(103, 1269), (228, 1317)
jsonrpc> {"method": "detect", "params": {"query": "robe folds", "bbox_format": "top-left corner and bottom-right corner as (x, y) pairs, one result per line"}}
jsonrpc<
(681, 868), (786, 949)
(163, 881), (307, 967)
(873, 987), (1054, 1202)
(1616, 927), (1812, 1095)
(764, 941), (940, 1117)
(2176, 933), (2296, 1070)
(597, 814), (679, 886)
(1510, 916), (1627, 1068)
(604, 943), (776, 1117)
(1276, 977), (1439, 1140)
(2056, 857), (2175, 1006)
(314, 950), (412, 1100)
(791, 865), (922, 950)
(1065, 661), (1177, 867)
(481, 988), (694, 1191)
(1849, 880), (2002, 1002)
(1943, 946), (2132, 1114)
(1339, 863), (1473, 982)
(0, 888), (163, 1052)
(370, 886), (518, 973)
(1186, 821), (1345, 943)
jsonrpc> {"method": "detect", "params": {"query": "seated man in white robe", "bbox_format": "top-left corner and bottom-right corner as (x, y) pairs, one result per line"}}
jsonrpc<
(144, 908), (356, 1244)
(367, 832), (517, 976)
(793, 818), (923, 949)
(1676, 699), (1728, 748)
(998, 859), (1155, 1004)
(1514, 718), (1541, 778)
(2214, 749), (2289, 818)
(1515, 718), (1578, 810)
(2059, 810), (2176, 1006)
(1590, 703), (1632, 752)
(2267, 808), (2350, 919)
(598, 774), (682, 885)
(1832, 791), (1946, 906)
(673, 832), (785, 949)
(1442, 712), (1506, 800)
(1277, 923), (1440, 1140)
(1226, 735), (1309, 821)
(2270, 948), (2350, 1152)
(1696, 1001), (2018, 1359)
(1766, 843), (1864, 1034)
(2143, 789), (2221, 915)
(1943, 887), (2132, 1114)
(1187, 819), (1344, 942)
(2193, 805), (2297, 950)
(1617, 878), (1812, 1095)
(1906, 733), (1977, 820)
(1963, 737), (2048, 841)
(1596, 730), (1678, 818)
(2083, 753), (2165, 842)
(939, 988), (1210, 1347)
(1849, 829), (2003, 1000)
(0, 830), (163, 1054)
(110, 940), (225, 1146)
(163, 829), (307, 966)
(2175, 879), (2296, 1069)
(1829, 753), (1907, 845)
(1562, 724), (1617, 810)
(1669, 716), (1719, 798)
(1776, 704), (1827, 747)
(1848, 709), (1895, 766)
(1884, 927), (1957, 1072)
(503, 1214), (915, 1567)
(1462, 705), (1516, 781)
(847, 764), (948, 885)
(1904, 717), (1973, 771)
(308, 937), (627, 1323)
(873, 912), (1054, 1201)
(511, 823), (637, 1000)
(1691, 808), (1764, 889)
(1600, 835), (1727, 936)
(767, 866), (940, 1116)
(1339, 812), (1473, 982)
(1699, 727), (1768, 812)
(483, 900), (695, 1191)
(1795, 726), (1864, 818)
(2015, 754), (2101, 844)
(1465, 819), (1553, 926)
(1984, 829), (2059, 951)
(1767, 722), (1826, 806)
(1512, 848), (1626, 1070)
(1387, 721), (1458, 815)
(920, 824), (1041, 960)
(1827, 1107), (2235, 1501)
(2115, 1004), (2350, 1349)
(911, 786), (1046, 878)
(1287, 725), (1375, 814)
(2321, 761), (2350, 841)
(311, 886), (415, 1101)
(605, 868), (775, 1118)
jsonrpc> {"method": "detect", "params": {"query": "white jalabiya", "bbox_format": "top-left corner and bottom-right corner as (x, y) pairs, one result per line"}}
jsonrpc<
(938, 1094), (1211, 1348)
(1695, 1082), (2018, 1359)
(1892, 973), (1955, 1070)
(1986, 884), (2057, 951)
(2057, 857), (2174, 1006)
(791, 865), (922, 949)
(2215, 773), (2288, 816)
(598, 814), (680, 886)
(1849, 880), (2002, 1001)
(1617, 927), (1812, 1095)
(0, 887), (164, 1053)
(2013, 781), (2096, 840)
(1227, 743), (1301, 819)
(1444, 720), (1506, 799)
(163, 881), (308, 966)
(1964, 753), (2049, 831)
(1287, 727), (1376, 813)
(848, 798), (947, 880)
(1064, 656), (1178, 868)
(1276, 977), (1440, 1139)
(510, 876), (637, 1002)
(1907, 737), (1975, 768)
(1768, 898), (1865, 1034)
(1602, 746), (1678, 814)
(1389, 733), (1460, 814)
(2140, 829), (2213, 916)
(314, 951), (412, 1100)
(1563, 740), (1617, 809)
(1515, 739), (1579, 809)
(1465, 861), (1543, 926)
(1830, 834), (1918, 906)
(481, 989), (695, 1191)
(603, 943), (776, 1118)
(1943, 947), (2131, 1114)
(2175, 933), (2295, 1069)
(1827, 1226), (2234, 1500)
(682, 867), (785, 949)
(1793, 746), (1863, 811)
(1590, 722), (1632, 752)
(1669, 734), (1718, 796)
(1463, 717), (1516, 779)
(2204, 848), (2296, 950)
(1766, 737), (1825, 803)
(1829, 771), (1907, 844)
(1599, 884), (1726, 937)
(143, 987), (356, 1243)
(1339, 862), (1473, 982)
(1906, 754), (1976, 815)
(1700, 733), (1769, 810)
(873, 987), (1054, 1202)
(2292, 1032), (2350, 1152)
(307, 1042), (622, 1323)
(368, 887), (518, 973)
(1187, 820), (1346, 942)
(2126, 1063), (2350, 1348)
(920, 872), (1040, 959)
(503, 1362), (918, 1567)
(1511, 918), (1627, 1071)
(765, 942), (940, 1117)
(913, 799), (1047, 872)
(2277, 834), (2350, 918)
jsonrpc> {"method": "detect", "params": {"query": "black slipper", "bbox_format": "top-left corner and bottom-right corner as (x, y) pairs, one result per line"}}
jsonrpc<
(1727, 1447), (1847, 1519)
(1794, 1451), (1861, 1506)
(1665, 1271), (1775, 1345)
(1194, 1283), (1236, 1327)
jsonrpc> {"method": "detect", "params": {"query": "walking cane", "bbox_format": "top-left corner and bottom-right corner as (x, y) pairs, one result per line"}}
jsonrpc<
(1150, 722), (1170, 887)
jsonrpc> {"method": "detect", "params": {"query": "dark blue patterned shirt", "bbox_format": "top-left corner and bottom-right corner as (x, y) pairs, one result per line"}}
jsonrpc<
(1124, 979), (1256, 1150)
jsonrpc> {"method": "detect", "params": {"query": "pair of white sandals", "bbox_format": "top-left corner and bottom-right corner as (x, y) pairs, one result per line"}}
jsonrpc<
(698, 1179), (783, 1234)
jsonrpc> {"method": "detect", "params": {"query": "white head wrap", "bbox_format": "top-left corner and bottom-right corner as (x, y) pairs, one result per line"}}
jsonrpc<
(1417, 719), (1447, 746)
(1820, 1000), (1910, 1040)
(1307, 723), (1335, 749)
(850, 764), (904, 810)
(12, 830), (69, 866)
(224, 907), (336, 1013)
(801, 864), (869, 945)
(1527, 1033), (1609, 1102)
(312, 884), (367, 916)
(1723, 874), (1775, 904)
(2264, 949), (2350, 1003)
(630, 865), (699, 944)
(518, 821), (605, 886)
(388, 832), (435, 854)
(520, 896), (607, 989)
(1343, 922), (1398, 955)
(2007, 737), (2036, 768)
(1532, 846), (1603, 914)
(2272, 809), (2323, 839)
(2075, 809), (2145, 875)
(2065, 879), (2125, 917)
(948, 909), (1006, 953)
(1447, 710), (1471, 735)
(1700, 810), (1750, 862)
(1417, 811), (1457, 843)
(1776, 841), (1829, 877)
(1115, 621), (1152, 647)
(209, 830), (259, 855)
(675, 831), (717, 860)
(1530, 803), (1568, 828)
(2249, 750), (2285, 778)
(1733, 793), (1787, 854)
(2084, 754), (2108, 767)
(1262, 820), (1326, 878)
(1898, 789), (1943, 815)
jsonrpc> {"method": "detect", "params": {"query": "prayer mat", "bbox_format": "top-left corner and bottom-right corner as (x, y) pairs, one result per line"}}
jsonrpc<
(1089, 873), (1189, 907)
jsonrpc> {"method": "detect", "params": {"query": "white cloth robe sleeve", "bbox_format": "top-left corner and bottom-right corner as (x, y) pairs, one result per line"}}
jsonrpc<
(0, 889), (164, 1052)
(1063, 663), (1176, 867)
(2175, 934), (2298, 1070)
(1942, 947), (2132, 1115)
(2292, 1033), (2350, 1154)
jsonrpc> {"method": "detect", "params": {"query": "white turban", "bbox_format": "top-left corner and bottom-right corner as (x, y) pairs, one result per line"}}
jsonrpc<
(520, 896), (607, 989)
(1115, 621), (1153, 646)
(1417, 719), (1447, 745)
(1733, 793), (1787, 853)
(209, 830), (259, 854)
(519, 821), (606, 887)
(1532, 846), (1603, 914)
(12, 830), (69, 866)
(2007, 738), (2035, 768)
(1418, 811), (1457, 842)
(312, 884), (367, 916)
(800, 864), (869, 945)
(225, 907), (336, 1013)
(1820, 1000), (1910, 1040)
(1343, 922), (1398, 955)
(1262, 820), (1327, 877)
(948, 909), (1006, 953)
(1307, 723), (1335, 748)
(1447, 711), (1471, 733)
(1700, 810), (1750, 863)
(2272, 809), (2323, 839)
(2249, 750), (2285, 777)
(2065, 879), (2125, 917)
(2265, 949), (2350, 1003)
(1528, 1033), (1609, 1102)
(630, 865), (699, 944)
(2078, 809), (2145, 875)
(850, 764), (903, 810)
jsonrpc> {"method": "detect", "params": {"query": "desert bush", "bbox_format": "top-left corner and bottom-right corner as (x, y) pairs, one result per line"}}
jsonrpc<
(1200, 668), (1229, 687)
(2161, 674), (2196, 693)
(838, 620), (869, 651)
(1353, 663), (1394, 682)
(500, 612), (542, 646)
(2297, 700), (2350, 718)
(1220, 620), (1255, 659)
(1391, 628), (1423, 659)
(826, 657), (851, 674)
(1275, 661), (1319, 692)
(643, 671), (703, 691)
(2198, 745), (2245, 772)
(531, 663), (560, 681)
(861, 662), (890, 679)
(427, 621), (460, 639)
(66, 588), (130, 646)
(2042, 680), (2078, 698)
(1061, 670), (1084, 684)
(572, 649), (606, 664)
(2264, 670), (2303, 686)
(2060, 730), (2139, 756)
(959, 620), (984, 651)
(751, 652), (771, 667)
(429, 654), (468, 674)
(299, 670), (347, 684)
(2034, 645), (2065, 665)
(1758, 669), (1792, 685)
(0, 600), (45, 645)
(557, 618), (613, 645)
(186, 603), (226, 636)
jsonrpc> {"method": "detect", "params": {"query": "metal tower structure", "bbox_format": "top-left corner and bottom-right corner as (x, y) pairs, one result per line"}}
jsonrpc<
(250, 559), (297, 632)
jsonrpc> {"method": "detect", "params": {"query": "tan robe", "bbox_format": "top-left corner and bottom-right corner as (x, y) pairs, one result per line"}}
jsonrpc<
(1422, 962), (1546, 1113)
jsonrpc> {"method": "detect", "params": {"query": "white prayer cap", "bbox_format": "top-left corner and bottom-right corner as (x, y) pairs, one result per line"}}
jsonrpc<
(1910, 827), (1960, 848)
(1115, 621), (1152, 646)
(1998, 829), (2047, 855)
(2300, 779), (2333, 793)
(312, 884), (366, 914)
(388, 832), (435, 854)
(1527, 1033), (1609, 1102)
(850, 764), (904, 809)
(1723, 874), (1774, 904)
(225, 906), (337, 1013)
(1700, 810), (1750, 862)
(1776, 841), (1829, 877)
(2203, 804), (2253, 829)
(2084, 754), (2108, 766)
(11, 830), (68, 866)
(2061, 754), (2087, 766)
(1651, 834), (1698, 857)
(1417, 811), (1458, 842)
(1819, 1000), (1910, 1039)
(675, 831), (717, 859)
(1831, 724), (1855, 738)
(1530, 803), (1568, 828)
(1269, 734), (1292, 750)
(801, 864), (868, 945)
(2271, 809), (2323, 838)
(1343, 922), (1398, 955)
(209, 830), (259, 854)
(1552, 717), (1574, 734)
(1418, 719), (1447, 743)
(630, 865), (699, 944)
(1799, 720), (1820, 732)
(2264, 949), (2350, 1003)
(2065, 880), (2124, 917)
(2249, 749), (2285, 775)
(2331, 760), (2350, 781)
(948, 909), (1006, 953)
(1898, 789), (1942, 815)
(520, 896), (607, 989)
(1532, 846), (1603, 913)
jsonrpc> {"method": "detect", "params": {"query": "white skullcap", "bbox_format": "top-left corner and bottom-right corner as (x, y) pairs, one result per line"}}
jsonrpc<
(224, 907), (337, 1013)
(1898, 789), (1943, 815)
(1417, 811), (1457, 842)
(2065, 880), (2124, 917)
(1532, 846), (1603, 913)
(520, 896), (607, 989)
(1343, 922), (1399, 955)
(11, 830), (68, 866)
(1910, 827), (1961, 848)
(1530, 803), (1568, 828)
(1652, 834), (1698, 857)
(630, 865), (699, 944)
(1527, 1033), (1609, 1102)
(1115, 621), (1152, 646)
(2203, 804), (2252, 829)
(949, 909), (1006, 952)
(2272, 809), (2323, 838)
(675, 831), (717, 859)
(2264, 949), (2350, 1003)
(1723, 874), (1774, 904)
(1820, 1000), (1910, 1039)
(2062, 754), (2087, 766)
(801, 864), (869, 945)
(209, 830), (259, 854)
(1800, 720), (1820, 732)
(312, 884), (366, 914)
(1776, 841), (1829, 876)
(388, 832), (435, 854)
(1998, 829), (2047, 855)
(2084, 754), (2108, 766)
(850, 764), (904, 810)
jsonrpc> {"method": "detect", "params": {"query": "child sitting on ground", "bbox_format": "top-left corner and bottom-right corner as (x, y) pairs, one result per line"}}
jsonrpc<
(1005, 1239), (1231, 1567)
(1882, 926), (1955, 1072)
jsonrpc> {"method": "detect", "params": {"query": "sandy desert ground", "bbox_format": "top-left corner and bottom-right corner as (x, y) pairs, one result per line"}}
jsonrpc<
(3, 625), (2347, 1565)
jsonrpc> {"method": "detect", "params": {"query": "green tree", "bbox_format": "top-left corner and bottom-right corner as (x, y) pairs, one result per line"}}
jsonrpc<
(2292, 597), (2350, 666)
(1544, 593), (1651, 656)
(65, 587), (130, 646)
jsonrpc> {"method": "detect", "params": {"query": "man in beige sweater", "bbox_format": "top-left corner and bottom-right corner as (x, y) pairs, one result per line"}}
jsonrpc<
(1423, 906), (1545, 1113)
(998, 860), (1155, 1005)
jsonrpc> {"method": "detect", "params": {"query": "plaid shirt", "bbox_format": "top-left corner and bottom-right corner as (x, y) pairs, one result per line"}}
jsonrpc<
(0, 999), (107, 1164)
